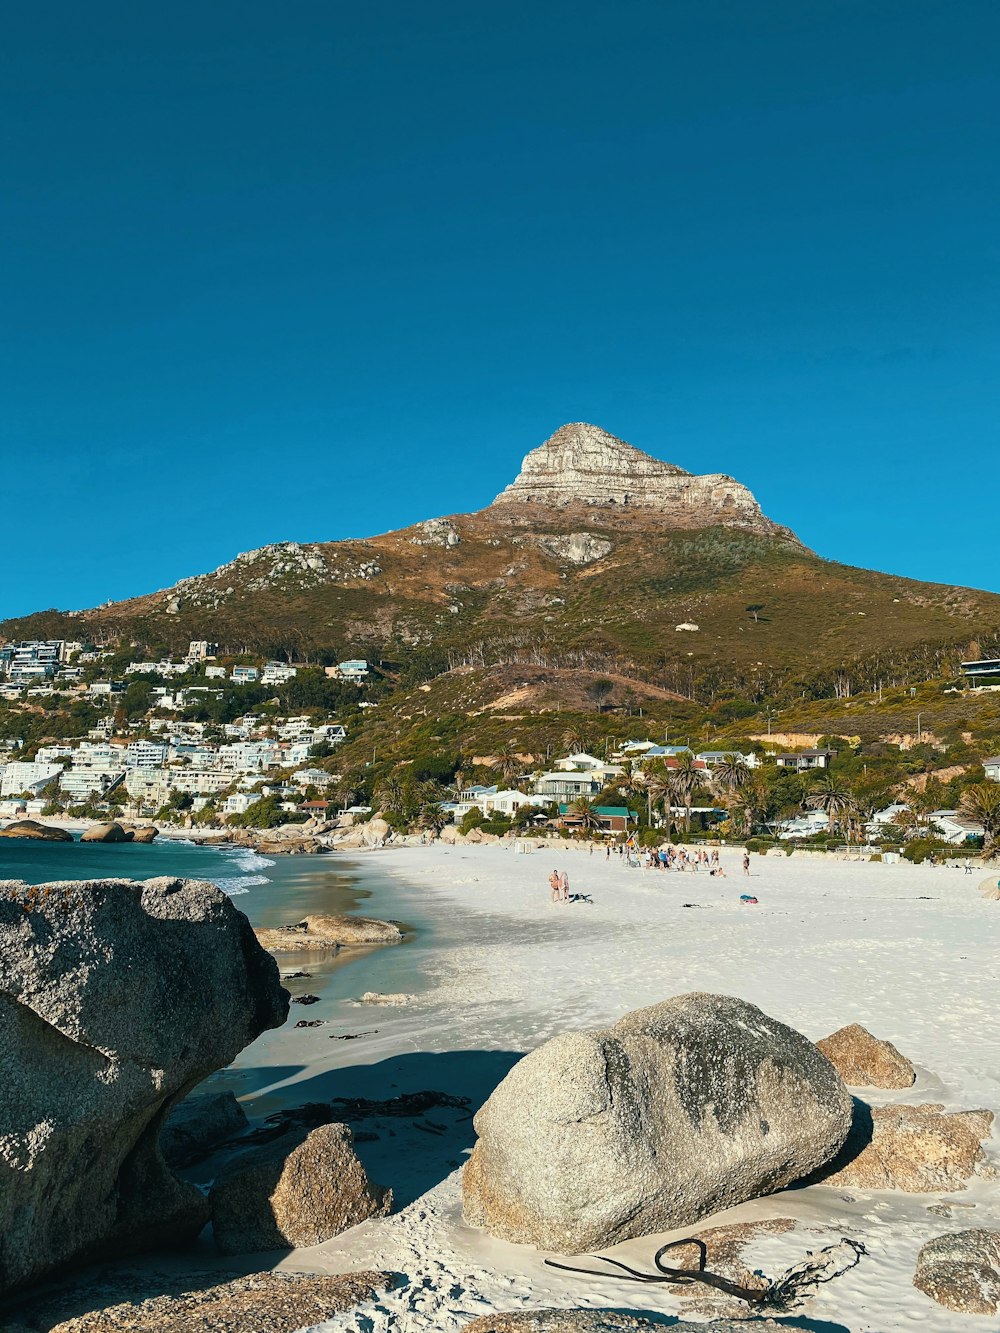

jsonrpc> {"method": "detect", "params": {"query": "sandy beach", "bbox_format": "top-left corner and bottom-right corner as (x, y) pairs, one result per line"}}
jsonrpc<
(189, 842), (1000, 1332)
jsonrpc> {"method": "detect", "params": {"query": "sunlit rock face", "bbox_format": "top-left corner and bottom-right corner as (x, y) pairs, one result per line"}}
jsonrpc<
(490, 422), (801, 543)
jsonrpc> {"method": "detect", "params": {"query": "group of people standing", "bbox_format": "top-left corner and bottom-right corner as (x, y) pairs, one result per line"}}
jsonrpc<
(640, 845), (726, 875)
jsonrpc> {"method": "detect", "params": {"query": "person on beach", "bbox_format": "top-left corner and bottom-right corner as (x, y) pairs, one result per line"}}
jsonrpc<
(549, 869), (561, 902)
(605, 843), (611, 860)
(742, 851), (751, 876)
(560, 869), (570, 900)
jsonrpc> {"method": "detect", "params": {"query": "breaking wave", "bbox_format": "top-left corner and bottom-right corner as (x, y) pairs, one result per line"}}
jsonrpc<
(212, 847), (276, 897)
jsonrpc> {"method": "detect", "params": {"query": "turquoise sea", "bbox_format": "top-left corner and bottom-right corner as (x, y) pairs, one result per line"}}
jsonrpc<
(0, 836), (364, 932)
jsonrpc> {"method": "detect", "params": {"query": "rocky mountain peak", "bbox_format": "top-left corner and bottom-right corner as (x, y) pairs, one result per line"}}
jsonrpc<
(489, 422), (802, 544)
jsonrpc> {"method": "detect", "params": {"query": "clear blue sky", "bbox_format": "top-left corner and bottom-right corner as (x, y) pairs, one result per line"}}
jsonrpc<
(3, 0), (998, 618)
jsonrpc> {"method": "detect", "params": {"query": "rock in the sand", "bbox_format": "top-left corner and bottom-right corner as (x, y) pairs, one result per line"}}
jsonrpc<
(364, 815), (391, 845)
(127, 825), (158, 844)
(255, 835), (326, 855)
(209, 1122), (392, 1254)
(978, 874), (1000, 901)
(816, 1022), (916, 1089)
(913, 1229), (1000, 1315)
(462, 1314), (792, 1332)
(0, 875), (288, 1296)
(822, 1102), (994, 1192)
(9, 1269), (392, 1333)
(80, 821), (133, 843)
(463, 992), (852, 1251)
(0, 818), (72, 841)
(358, 990), (415, 1005)
(160, 1091), (249, 1168)
(254, 912), (402, 953)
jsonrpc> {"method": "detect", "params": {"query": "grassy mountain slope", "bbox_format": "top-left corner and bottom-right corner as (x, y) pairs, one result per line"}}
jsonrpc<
(5, 508), (1000, 703)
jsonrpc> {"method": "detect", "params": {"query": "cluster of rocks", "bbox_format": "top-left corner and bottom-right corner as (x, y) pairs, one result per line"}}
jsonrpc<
(4, 873), (998, 1327)
(0, 820), (157, 844)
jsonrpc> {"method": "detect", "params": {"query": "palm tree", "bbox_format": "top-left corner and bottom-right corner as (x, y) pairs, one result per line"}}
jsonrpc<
(562, 727), (587, 756)
(712, 753), (751, 796)
(419, 802), (451, 835)
(806, 774), (853, 837)
(643, 764), (670, 827)
(958, 783), (1000, 858)
(373, 775), (405, 816)
(494, 743), (522, 785)
(570, 796), (602, 835)
(668, 751), (702, 832)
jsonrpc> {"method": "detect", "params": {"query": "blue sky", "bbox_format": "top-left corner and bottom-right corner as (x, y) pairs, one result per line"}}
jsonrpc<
(3, 1), (998, 617)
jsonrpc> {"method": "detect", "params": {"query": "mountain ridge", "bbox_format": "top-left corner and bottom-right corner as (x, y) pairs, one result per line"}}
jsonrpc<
(3, 421), (999, 703)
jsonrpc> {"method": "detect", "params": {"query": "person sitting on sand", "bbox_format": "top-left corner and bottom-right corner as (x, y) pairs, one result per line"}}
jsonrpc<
(549, 870), (561, 902)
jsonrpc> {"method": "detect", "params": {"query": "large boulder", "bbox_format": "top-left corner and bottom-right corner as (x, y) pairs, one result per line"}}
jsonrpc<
(255, 836), (326, 855)
(463, 993), (852, 1251)
(978, 875), (1000, 901)
(128, 825), (159, 844)
(913, 1229), (1000, 1315)
(822, 1102), (993, 1192)
(160, 1090), (249, 1168)
(80, 822), (133, 843)
(0, 819), (72, 841)
(209, 1122), (392, 1254)
(254, 913), (402, 953)
(0, 876), (289, 1296)
(815, 1023), (916, 1089)
(363, 816), (391, 846)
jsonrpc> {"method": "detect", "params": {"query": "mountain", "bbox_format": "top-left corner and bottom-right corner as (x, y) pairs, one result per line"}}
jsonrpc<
(5, 422), (1000, 700)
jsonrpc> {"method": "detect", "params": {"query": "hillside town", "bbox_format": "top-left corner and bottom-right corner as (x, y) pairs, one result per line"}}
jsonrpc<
(3, 637), (999, 861)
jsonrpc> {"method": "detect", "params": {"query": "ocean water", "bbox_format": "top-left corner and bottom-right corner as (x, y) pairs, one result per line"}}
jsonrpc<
(0, 836), (278, 899)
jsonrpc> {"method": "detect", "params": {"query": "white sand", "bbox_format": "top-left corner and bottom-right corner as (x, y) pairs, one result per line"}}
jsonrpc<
(243, 844), (1000, 1331)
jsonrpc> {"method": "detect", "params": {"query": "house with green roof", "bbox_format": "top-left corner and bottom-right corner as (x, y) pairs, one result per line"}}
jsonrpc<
(556, 803), (638, 834)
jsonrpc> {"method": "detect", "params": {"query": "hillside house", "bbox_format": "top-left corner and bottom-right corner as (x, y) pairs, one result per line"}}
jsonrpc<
(534, 771), (603, 798)
(774, 750), (833, 772)
(984, 758), (1000, 783)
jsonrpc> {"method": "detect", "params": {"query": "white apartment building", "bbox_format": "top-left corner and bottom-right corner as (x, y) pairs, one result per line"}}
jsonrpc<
(168, 769), (232, 795)
(205, 665), (227, 679)
(0, 761), (62, 798)
(225, 792), (262, 815)
(60, 767), (124, 800)
(125, 740), (169, 768)
(231, 666), (259, 683)
(186, 641), (217, 662)
(262, 661), (297, 684)
(124, 769), (172, 807)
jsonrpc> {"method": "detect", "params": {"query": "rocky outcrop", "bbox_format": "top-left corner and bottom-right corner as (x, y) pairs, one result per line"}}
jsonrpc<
(209, 1122), (392, 1254)
(462, 1316), (792, 1332)
(913, 1230), (1000, 1316)
(533, 532), (613, 565)
(978, 874), (1000, 900)
(489, 423), (803, 545)
(7, 1269), (392, 1333)
(254, 835), (326, 855)
(254, 913), (402, 953)
(0, 875), (288, 1296)
(80, 822), (132, 843)
(127, 825), (158, 844)
(160, 1090), (249, 1168)
(816, 1023), (916, 1089)
(822, 1102), (994, 1192)
(0, 819), (72, 841)
(358, 991), (415, 1006)
(462, 992), (852, 1251)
